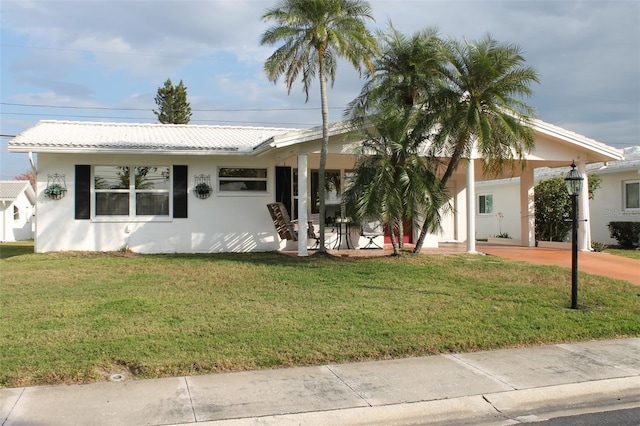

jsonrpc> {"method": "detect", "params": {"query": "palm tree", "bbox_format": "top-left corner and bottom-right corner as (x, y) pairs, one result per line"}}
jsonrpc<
(261, 0), (378, 252)
(347, 25), (445, 119)
(413, 34), (539, 252)
(343, 105), (447, 255)
(345, 26), (448, 252)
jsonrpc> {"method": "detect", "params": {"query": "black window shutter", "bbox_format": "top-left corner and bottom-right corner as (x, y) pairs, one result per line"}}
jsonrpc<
(75, 165), (91, 219)
(275, 166), (292, 217)
(173, 165), (188, 218)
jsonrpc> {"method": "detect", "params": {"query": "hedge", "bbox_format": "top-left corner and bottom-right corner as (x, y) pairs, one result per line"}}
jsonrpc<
(608, 222), (640, 248)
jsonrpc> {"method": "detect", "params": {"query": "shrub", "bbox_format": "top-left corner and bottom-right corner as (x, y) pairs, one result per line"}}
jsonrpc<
(534, 174), (602, 242)
(608, 222), (640, 249)
(591, 241), (607, 252)
(535, 178), (571, 242)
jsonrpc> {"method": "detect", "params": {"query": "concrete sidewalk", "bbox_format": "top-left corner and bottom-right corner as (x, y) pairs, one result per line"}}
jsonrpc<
(2, 338), (639, 426)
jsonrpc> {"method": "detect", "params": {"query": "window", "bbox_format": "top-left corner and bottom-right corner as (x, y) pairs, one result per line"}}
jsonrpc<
(624, 181), (640, 210)
(13, 206), (19, 221)
(478, 194), (493, 214)
(310, 170), (343, 222)
(218, 168), (267, 192)
(94, 166), (170, 217)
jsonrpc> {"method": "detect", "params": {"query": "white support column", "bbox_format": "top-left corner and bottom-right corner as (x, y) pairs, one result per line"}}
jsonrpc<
(519, 167), (536, 247)
(297, 154), (309, 257)
(466, 158), (477, 253)
(577, 161), (591, 251)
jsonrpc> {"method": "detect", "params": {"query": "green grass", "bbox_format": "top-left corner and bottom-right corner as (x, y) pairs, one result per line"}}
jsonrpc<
(605, 248), (640, 260)
(1, 241), (639, 388)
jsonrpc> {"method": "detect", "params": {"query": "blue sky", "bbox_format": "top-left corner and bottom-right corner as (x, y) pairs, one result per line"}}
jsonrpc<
(1, 0), (639, 180)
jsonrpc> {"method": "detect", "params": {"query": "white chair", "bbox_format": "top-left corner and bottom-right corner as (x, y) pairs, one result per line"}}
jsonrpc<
(361, 219), (384, 249)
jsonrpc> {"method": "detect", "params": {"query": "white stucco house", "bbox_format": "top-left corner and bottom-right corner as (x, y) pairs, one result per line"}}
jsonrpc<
(476, 146), (640, 247)
(0, 180), (35, 242)
(8, 119), (622, 255)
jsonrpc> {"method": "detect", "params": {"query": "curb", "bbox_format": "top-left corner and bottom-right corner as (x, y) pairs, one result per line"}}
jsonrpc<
(188, 377), (640, 426)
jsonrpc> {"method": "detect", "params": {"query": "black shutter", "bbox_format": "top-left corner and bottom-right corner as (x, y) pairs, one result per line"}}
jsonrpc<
(173, 165), (188, 218)
(275, 166), (292, 218)
(75, 165), (91, 219)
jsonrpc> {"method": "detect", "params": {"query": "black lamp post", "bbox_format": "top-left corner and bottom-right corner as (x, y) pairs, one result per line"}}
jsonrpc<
(564, 161), (584, 309)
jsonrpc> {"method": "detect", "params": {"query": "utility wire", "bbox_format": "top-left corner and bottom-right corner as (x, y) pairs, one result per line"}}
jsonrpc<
(0, 112), (316, 127)
(0, 102), (344, 112)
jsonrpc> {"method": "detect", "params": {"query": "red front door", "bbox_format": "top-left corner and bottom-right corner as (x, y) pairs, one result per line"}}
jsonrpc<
(384, 220), (412, 244)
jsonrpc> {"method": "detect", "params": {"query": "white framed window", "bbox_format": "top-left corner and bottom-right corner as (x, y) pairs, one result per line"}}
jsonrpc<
(218, 167), (267, 192)
(94, 166), (170, 218)
(13, 206), (19, 221)
(478, 194), (494, 215)
(623, 180), (640, 210)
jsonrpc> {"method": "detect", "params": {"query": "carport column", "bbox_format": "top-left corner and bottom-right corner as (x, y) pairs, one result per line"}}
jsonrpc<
(519, 167), (536, 247)
(577, 161), (591, 251)
(297, 154), (309, 257)
(466, 157), (477, 253)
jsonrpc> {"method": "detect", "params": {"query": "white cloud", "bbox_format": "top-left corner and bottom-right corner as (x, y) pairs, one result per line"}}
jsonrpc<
(1, 0), (638, 150)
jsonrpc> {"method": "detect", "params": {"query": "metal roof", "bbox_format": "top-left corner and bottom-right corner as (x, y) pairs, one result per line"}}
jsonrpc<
(0, 181), (35, 204)
(8, 120), (296, 154)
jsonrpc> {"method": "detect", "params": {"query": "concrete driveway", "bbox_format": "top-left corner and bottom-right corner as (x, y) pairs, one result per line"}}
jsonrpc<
(478, 244), (640, 285)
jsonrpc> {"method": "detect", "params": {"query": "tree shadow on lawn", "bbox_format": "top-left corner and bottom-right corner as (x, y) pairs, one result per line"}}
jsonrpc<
(0, 241), (35, 259)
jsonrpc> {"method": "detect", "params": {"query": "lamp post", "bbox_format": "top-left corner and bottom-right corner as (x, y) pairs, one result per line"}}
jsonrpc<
(564, 161), (584, 309)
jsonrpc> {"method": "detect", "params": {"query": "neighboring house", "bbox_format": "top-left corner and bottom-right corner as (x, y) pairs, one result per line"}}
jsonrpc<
(0, 180), (36, 242)
(8, 119), (622, 255)
(475, 146), (640, 248)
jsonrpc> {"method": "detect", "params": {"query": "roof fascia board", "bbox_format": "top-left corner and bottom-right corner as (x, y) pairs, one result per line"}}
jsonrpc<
(8, 147), (250, 156)
(254, 121), (358, 156)
(531, 119), (623, 161)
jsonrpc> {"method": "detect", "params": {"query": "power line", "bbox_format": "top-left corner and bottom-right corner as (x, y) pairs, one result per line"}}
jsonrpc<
(0, 102), (344, 113)
(0, 43), (215, 60)
(0, 112), (316, 127)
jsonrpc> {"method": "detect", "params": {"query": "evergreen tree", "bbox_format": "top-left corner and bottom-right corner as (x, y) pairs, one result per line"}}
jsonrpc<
(153, 79), (192, 124)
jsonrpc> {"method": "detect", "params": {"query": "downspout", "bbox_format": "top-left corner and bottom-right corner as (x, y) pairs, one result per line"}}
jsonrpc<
(29, 152), (38, 251)
(1, 200), (8, 242)
(29, 152), (37, 175)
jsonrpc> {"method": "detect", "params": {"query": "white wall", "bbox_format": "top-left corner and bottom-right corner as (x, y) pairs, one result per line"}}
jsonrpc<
(475, 179), (521, 240)
(1, 190), (34, 242)
(589, 169), (640, 245)
(473, 167), (640, 246)
(35, 153), (283, 253)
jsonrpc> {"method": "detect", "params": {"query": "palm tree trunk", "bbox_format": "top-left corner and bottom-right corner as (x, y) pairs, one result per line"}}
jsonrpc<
(390, 228), (399, 255)
(397, 218), (404, 249)
(317, 54), (330, 252)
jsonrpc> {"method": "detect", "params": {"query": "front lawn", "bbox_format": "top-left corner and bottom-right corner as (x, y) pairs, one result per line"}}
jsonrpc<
(1, 241), (638, 388)
(605, 248), (640, 260)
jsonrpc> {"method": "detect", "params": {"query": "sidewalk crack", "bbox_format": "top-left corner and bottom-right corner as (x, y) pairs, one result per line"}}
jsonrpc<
(325, 365), (372, 407)
(184, 377), (198, 423)
(482, 395), (521, 424)
(445, 354), (517, 390)
(2, 387), (25, 426)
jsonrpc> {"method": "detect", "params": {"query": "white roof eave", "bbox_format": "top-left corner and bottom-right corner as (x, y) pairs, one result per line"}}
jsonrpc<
(8, 146), (251, 156)
(531, 119), (624, 162)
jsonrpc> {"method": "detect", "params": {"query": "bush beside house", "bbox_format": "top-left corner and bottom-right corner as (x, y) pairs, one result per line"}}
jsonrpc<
(608, 222), (640, 248)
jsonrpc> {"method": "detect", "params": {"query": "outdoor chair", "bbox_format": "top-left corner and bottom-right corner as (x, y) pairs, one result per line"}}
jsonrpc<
(360, 219), (384, 249)
(266, 202), (319, 248)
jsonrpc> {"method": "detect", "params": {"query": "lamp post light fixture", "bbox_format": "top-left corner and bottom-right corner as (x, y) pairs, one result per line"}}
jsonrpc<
(564, 161), (584, 309)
